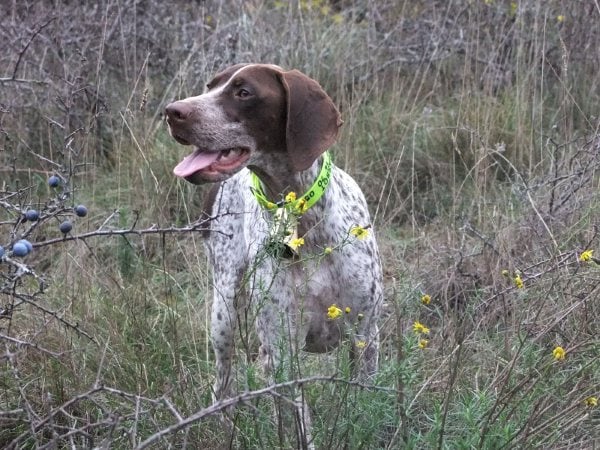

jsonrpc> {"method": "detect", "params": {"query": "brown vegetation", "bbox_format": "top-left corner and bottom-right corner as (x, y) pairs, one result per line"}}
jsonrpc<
(1, 1), (599, 448)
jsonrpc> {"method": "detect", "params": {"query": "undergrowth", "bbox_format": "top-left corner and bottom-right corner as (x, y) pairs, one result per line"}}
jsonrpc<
(1, 0), (599, 448)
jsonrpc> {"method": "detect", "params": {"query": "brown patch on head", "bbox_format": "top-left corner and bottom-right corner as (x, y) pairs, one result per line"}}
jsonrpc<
(215, 64), (342, 171)
(217, 64), (288, 155)
(206, 63), (251, 91)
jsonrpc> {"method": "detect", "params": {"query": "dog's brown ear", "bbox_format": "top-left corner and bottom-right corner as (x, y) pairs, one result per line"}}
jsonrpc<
(278, 70), (343, 171)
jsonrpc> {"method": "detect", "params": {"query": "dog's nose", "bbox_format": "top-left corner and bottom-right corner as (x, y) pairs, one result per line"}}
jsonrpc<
(165, 101), (193, 121)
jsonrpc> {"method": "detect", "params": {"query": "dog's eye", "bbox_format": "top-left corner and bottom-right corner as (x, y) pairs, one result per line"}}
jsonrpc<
(236, 88), (251, 99)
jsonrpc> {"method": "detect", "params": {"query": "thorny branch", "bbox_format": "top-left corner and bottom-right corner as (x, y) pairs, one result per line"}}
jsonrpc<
(3, 16), (57, 83)
(30, 216), (223, 249)
(1, 372), (392, 450)
(0, 211), (231, 341)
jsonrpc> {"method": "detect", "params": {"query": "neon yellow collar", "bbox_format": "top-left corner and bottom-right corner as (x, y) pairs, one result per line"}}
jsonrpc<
(250, 152), (332, 213)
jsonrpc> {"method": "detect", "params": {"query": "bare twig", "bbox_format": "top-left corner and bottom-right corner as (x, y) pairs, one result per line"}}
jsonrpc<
(0, 77), (48, 85)
(12, 293), (95, 342)
(31, 217), (227, 249)
(0, 333), (63, 357)
(11, 17), (57, 80)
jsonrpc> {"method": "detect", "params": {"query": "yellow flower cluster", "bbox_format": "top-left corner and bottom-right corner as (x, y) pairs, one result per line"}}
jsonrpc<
(284, 191), (309, 215)
(501, 270), (524, 289)
(296, 198), (308, 214)
(326, 304), (353, 319)
(553, 346), (566, 361)
(514, 274), (524, 289)
(327, 304), (342, 320)
(288, 237), (305, 251)
(355, 340), (367, 349)
(350, 225), (369, 240)
(421, 294), (431, 305)
(585, 396), (598, 407)
(418, 339), (429, 349)
(579, 249), (594, 262)
(413, 321), (430, 335)
(285, 191), (297, 203)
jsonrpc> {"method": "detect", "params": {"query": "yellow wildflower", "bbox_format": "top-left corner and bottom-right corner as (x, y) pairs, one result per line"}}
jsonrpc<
(356, 340), (367, 349)
(579, 249), (593, 262)
(266, 201), (277, 210)
(323, 246), (333, 255)
(514, 274), (524, 289)
(501, 269), (510, 277)
(418, 339), (429, 349)
(345, 306), (351, 314)
(413, 321), (430, 335)
(585, 396), (598, 407)
(350, 225), (369, 240)
(288, 237), (305, 251)
(295, 198), (308, 214)
(553, 346), (566, 361)
(557, 15), (565, 22)
(327, 304), (342, 320)
(421, 294), (431, 305)
(331, 13), (343, 24)
(285, 191), (297, 203)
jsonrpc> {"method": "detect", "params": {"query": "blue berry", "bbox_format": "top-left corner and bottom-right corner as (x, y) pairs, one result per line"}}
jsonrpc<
(0, 245), (4, 259)
(25, 209), (40, 221)
(12, 242), (29, 257)
(16, 239), (33, 253)
(74, 205), (88, 217)
(59, 220), (73, 234)
(48, 175), (61, 187)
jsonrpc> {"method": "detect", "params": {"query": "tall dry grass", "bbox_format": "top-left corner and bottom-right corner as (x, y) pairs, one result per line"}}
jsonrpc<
(1, 0), (599, 448)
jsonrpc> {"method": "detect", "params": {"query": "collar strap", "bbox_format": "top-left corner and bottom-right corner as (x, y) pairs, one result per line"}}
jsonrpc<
(251, 152), (332, 213)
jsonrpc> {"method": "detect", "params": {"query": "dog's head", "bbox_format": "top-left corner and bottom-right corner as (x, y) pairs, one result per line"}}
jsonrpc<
(165, 63), (342, 184)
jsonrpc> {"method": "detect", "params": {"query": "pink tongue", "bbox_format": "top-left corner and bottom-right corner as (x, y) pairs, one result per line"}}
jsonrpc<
(173, 149), (220, 177)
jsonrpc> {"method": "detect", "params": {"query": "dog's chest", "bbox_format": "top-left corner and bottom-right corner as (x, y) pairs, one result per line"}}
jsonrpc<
(211, 168), (374, 307)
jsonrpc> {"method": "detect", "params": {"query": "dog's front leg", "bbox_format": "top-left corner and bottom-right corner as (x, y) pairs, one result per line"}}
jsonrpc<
(211, 285), (238, 400)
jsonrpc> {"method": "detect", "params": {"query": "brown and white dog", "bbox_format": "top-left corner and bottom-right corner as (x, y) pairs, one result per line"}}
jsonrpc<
(166, 63), (382, 446)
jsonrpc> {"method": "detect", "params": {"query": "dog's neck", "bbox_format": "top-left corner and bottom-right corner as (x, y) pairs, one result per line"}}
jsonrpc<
(248, 155), (322, 203)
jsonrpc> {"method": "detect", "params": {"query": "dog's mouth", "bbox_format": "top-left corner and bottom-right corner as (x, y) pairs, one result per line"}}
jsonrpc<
(173, 147), (251, 181)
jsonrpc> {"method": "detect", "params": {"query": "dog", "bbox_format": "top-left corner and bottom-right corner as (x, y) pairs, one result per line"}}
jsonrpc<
(165, 63), (383, 446)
